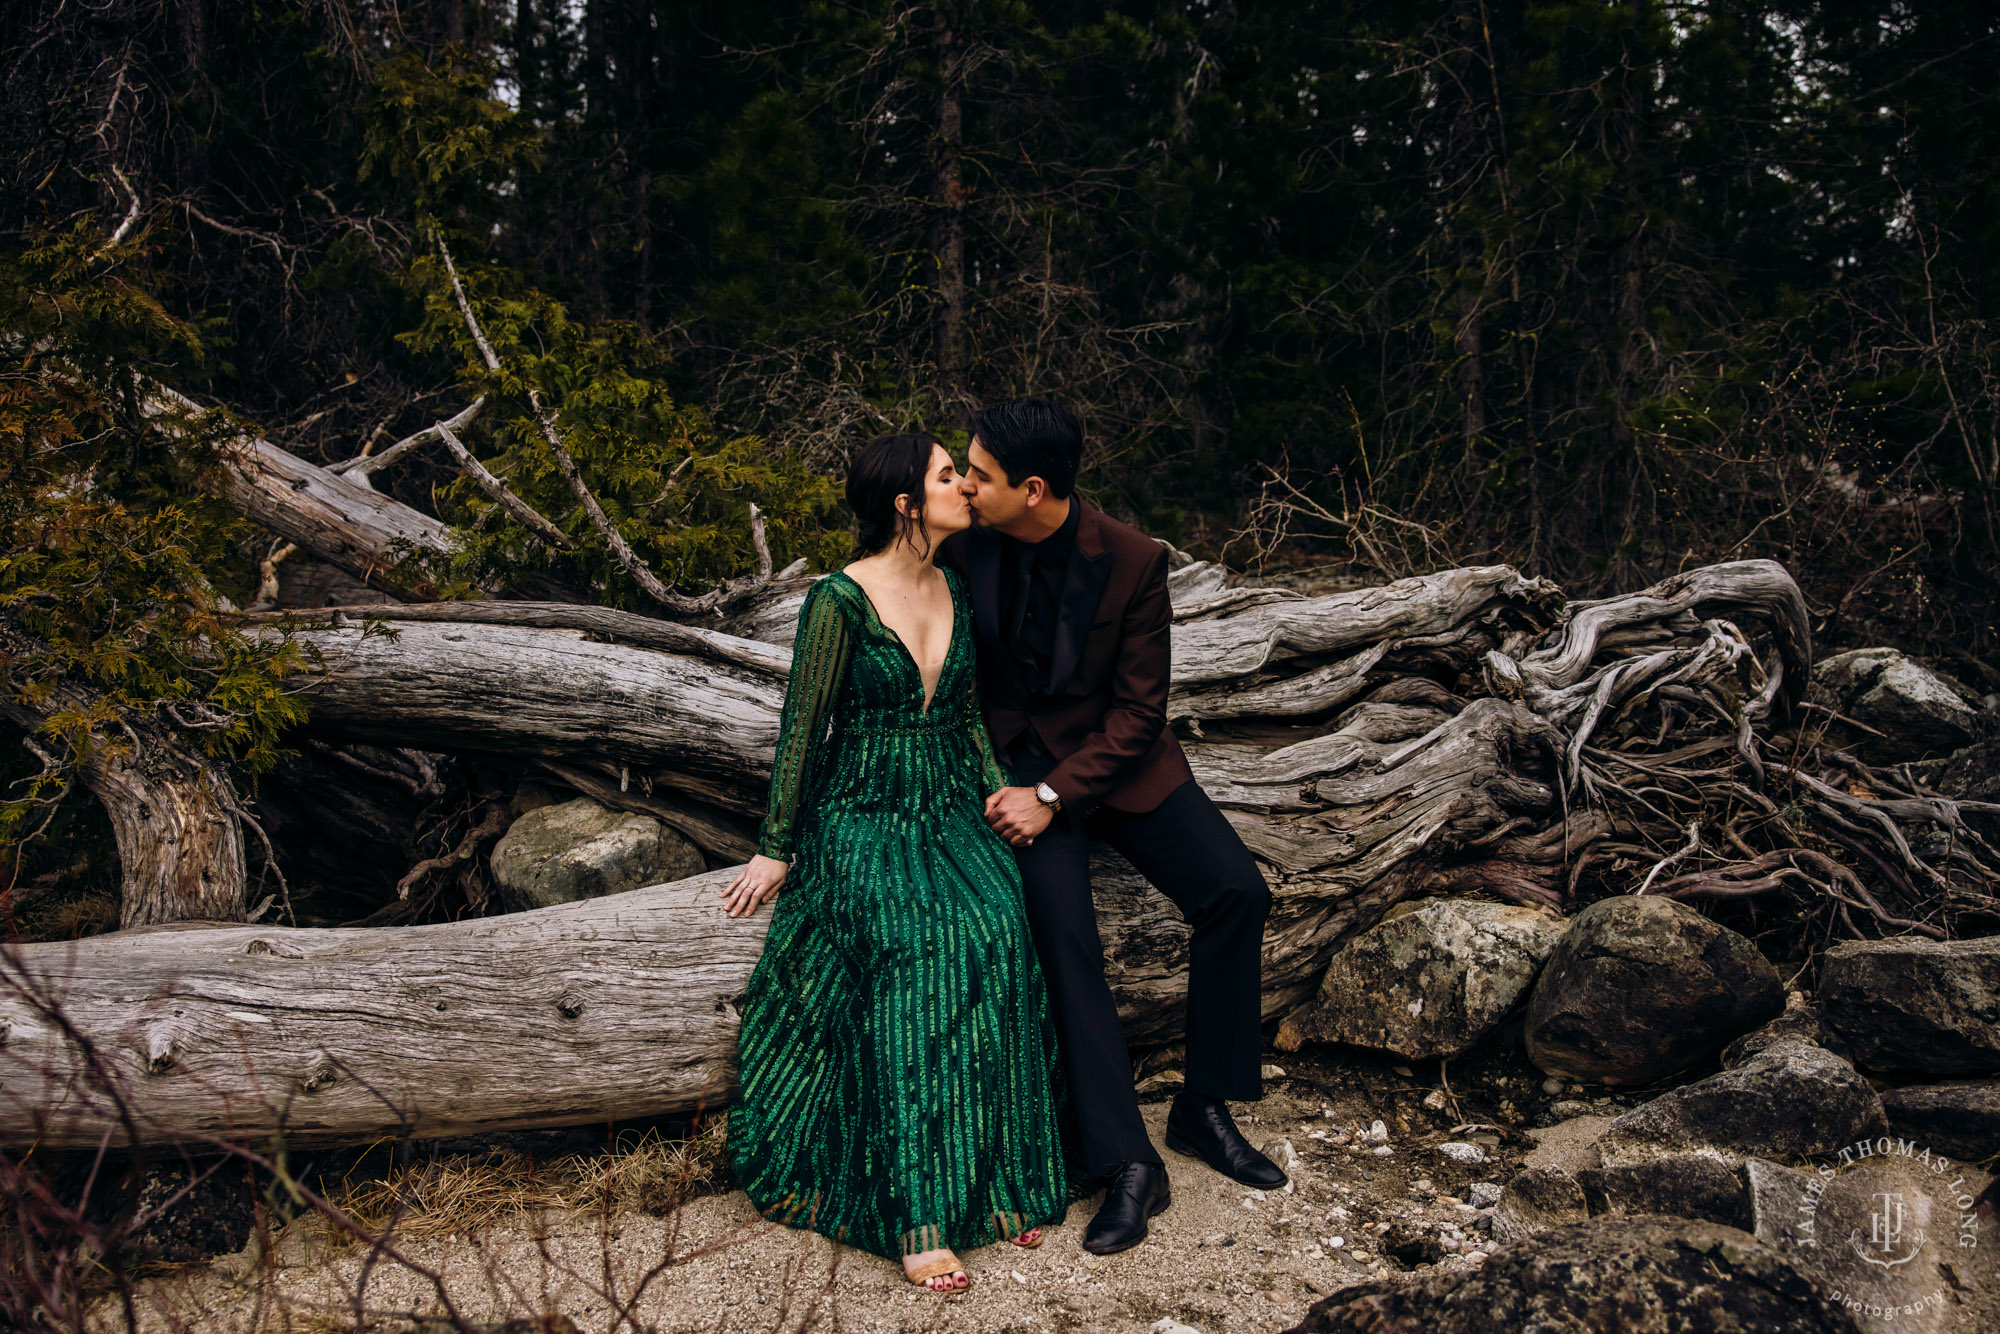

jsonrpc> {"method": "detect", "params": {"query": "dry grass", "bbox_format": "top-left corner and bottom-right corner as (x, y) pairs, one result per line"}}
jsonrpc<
(327, 1116), (730, 1242)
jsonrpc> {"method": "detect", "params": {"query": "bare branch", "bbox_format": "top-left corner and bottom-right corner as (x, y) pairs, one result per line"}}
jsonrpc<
(328, 395), (486, 477)
(1634, 820), (1702, 896)
(100, 163), (141, 253)
(436, 232), (504, 375)
(246, 539), (297, 612)
(749, 501), (773, 579)
(433, 419), (573, 550)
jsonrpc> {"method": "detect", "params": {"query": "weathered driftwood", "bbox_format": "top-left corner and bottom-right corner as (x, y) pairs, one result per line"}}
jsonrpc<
(3, 557), (1857, 1149)
(253, 600), (792, 679)
(0, 856), (1209, 1150)
(0, 873), (759, 1149)
(290, 621), (781, 818)
(146, 385), (457, 597)
(31, 552), (1994, 1152)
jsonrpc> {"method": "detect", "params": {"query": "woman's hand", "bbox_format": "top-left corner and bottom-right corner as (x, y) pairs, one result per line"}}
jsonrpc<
(721, 854), (789, 917)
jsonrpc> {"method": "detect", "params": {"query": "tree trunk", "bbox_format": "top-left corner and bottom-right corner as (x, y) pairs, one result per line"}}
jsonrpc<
(0, 626), (246, 928)
(931, 17), (968, 403)
(81, 732), (247, 930)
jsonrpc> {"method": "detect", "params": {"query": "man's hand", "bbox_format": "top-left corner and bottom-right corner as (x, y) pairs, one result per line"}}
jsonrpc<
(721, 854), (788, 917)
(986, 786), (1055, 847)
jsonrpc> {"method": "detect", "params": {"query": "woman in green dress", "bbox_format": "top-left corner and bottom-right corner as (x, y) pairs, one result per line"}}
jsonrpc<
(719, 432), (1069, 1291)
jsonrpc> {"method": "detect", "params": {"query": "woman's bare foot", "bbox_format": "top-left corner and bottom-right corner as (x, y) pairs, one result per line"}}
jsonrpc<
(902, 1247), (968, 1291)
(1010, 1226), (1043, 1247)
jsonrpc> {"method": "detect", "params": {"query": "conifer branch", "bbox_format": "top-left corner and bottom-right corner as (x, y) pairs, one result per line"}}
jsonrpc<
(433, 233), (782, 616)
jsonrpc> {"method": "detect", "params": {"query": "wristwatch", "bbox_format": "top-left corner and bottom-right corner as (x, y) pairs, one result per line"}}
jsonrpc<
(1034, 781), (1063, 812)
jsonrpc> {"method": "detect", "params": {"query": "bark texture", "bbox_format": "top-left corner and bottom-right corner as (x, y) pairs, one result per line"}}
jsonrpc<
(147, 385), (457, 597)
(0, 627), (247, 928)
(0, 873), (758, 1148)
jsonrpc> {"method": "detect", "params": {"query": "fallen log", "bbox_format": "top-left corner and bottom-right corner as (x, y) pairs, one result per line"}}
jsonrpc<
(0, 858), (1191, 1150)
(0, 873), (759, 1149)
(146, 385), (458, 598)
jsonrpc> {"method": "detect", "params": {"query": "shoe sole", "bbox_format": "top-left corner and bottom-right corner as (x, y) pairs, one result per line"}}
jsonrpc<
(1163, 1127), (1289, 1190)
(1080, 1189), (1172, 1256)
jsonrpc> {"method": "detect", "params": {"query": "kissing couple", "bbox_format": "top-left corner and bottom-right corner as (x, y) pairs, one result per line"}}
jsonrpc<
(720, 398), (1282, 1292)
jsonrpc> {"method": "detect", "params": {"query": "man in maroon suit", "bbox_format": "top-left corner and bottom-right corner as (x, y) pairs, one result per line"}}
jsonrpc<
(938, 397), (1283, 1256)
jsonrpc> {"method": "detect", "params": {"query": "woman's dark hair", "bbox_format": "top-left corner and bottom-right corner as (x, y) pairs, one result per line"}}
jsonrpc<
(969, 396), (1081, 498)
(848, 431), (943, 559)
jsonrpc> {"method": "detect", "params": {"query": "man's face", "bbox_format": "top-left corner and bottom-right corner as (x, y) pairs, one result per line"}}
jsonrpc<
(961, 437), (1033, 530)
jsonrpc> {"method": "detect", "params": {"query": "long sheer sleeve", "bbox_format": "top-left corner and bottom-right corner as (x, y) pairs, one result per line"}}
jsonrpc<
(757, 580), (853, 861)
(968, 681), (1012, 798)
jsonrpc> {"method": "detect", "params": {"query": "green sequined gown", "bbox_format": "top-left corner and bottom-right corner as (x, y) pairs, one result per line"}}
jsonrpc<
(729, 568), (1069, 1260)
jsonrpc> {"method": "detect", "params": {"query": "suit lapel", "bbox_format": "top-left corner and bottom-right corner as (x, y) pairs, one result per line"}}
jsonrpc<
(1049, 501), (1114, 697)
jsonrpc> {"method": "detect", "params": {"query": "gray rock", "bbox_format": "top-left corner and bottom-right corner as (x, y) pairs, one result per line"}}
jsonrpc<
(1280, 1215), (1862, 1334)
(1524, 895), (1784, 1086)
(1467, 1181), (1504, 1209)
(1595, 1039), (1888, 1168)
(1746, 1153), (1971, 1334)
(1720, 991), (1826, 1069)
(1575, 1153), (1751, 1230)
(1490, 1166), (1589, 1243)
(489, 797), (704, 911)
(1820, 936), (2000, 1075)
(1929, 735), (2000, 806)
(1283, 900), (1568, 1060)
(1880, 1080), (2000, 1163)
(1809, 647), (1981, 762)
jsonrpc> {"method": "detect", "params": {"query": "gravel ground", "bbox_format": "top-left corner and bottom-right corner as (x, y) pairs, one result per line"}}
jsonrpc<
(119, 1042), (1995, 1333)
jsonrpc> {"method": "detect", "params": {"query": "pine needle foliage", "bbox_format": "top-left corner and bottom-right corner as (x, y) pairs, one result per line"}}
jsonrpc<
(0, 224), (312, 858)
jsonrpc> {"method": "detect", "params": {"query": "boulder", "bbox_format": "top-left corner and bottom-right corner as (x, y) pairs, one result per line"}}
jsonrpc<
(1720, 991), (1826, 1068)
(1489, 1166), (1589, 1243)
(1594, 1039), (1888, 1168)
(1745, 1154), (1977, 1334)
(1819, 937), (2000, 1075)
(1880, 1080), (2000, 1164)
(1808, 647), (1981, 762)
(1575, 1153), (1750, 1230)
(489, 797), (705, 912)
(1524, 896), (1784, 1086)
(1277, 899), (1568, 1059)
(1281, 1215), (1862, 1334)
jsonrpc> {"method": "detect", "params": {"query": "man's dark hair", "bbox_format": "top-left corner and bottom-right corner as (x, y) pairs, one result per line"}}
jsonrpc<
(970, 397), (1081, 499)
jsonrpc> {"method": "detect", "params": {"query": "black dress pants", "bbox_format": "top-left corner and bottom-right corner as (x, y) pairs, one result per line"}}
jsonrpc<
(1009, 775), (1271, 1178)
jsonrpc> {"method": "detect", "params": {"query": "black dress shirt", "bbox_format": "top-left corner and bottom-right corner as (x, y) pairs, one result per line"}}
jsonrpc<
(1000, 500), (1081, 703)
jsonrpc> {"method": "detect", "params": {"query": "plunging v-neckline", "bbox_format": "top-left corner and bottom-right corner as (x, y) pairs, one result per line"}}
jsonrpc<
(834, 570), (960, 715)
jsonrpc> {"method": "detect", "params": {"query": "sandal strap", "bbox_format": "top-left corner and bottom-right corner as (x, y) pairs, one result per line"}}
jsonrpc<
(905, 1255), (967, 1285)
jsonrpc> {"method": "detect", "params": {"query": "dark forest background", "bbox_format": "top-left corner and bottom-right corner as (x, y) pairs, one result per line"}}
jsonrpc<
(2, 0), (1997, 647)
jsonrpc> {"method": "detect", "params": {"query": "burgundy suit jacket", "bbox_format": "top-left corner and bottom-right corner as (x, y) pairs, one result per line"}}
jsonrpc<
(938, 500), (1194, 815)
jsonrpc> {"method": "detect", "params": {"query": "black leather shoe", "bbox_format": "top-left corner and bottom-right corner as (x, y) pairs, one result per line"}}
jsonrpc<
(1164, 1094), (1288, 1188)
(1082, 1161), (1171, 1255)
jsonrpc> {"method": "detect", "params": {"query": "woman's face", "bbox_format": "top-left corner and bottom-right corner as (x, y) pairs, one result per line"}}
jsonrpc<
(901, 442), (971, 541)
